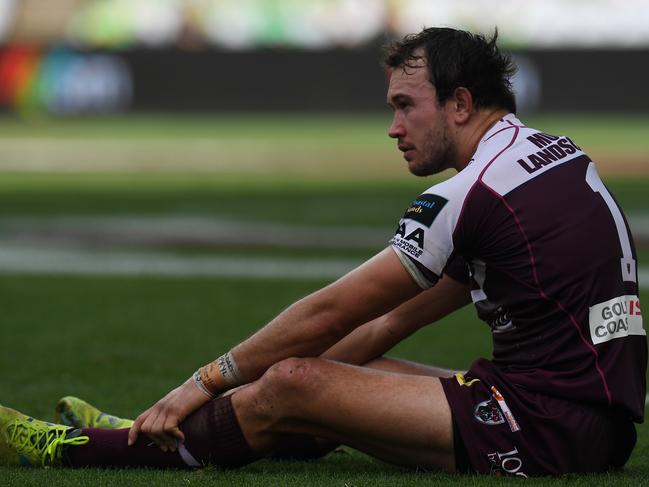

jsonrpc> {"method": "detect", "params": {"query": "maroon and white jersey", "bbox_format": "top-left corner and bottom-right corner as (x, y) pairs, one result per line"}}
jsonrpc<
(390, 114), (647, 421)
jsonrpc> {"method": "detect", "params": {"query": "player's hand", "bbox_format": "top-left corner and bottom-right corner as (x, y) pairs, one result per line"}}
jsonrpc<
(127, 377), (210, 452)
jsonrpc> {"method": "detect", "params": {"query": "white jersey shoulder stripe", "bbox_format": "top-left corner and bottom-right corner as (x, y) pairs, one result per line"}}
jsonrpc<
(479, 119), (586, 196)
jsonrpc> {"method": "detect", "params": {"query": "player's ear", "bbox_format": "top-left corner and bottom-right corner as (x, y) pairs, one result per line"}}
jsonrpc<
(451, 87), (473, 124)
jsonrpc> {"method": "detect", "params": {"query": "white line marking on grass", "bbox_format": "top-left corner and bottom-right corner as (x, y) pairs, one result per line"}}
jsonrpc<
(0, 245), (362, 280)
(1, 213), (648, 249)
(0, 216), (389, 250)
(0, 244), (647, 286)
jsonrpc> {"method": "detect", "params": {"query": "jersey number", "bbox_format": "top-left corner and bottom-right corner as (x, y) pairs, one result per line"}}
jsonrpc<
(585, 162), (637, 283)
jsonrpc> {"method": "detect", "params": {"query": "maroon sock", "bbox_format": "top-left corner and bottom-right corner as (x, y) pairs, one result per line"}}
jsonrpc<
(269, 434), (334, 461)
(63, 396), (255, 469)
(180, 395), (258, 468)
(63, 428), (188, 469)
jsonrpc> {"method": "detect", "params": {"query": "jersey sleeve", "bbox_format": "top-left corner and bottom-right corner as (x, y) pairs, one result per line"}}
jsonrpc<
(444, 254), (470, 284)
(389, 181), (469, 289)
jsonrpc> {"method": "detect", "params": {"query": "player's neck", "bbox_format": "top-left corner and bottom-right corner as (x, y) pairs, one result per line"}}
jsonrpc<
(454, 108), (510, 172)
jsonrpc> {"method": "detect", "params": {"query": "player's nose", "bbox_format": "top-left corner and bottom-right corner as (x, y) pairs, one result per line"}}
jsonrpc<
(388, 116), (405, 139)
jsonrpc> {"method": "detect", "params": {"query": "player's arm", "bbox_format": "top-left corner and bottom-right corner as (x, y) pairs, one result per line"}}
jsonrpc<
(320, 273), (471, 365)
(129, 247), (423, 449)
(230, 247), (423, 380)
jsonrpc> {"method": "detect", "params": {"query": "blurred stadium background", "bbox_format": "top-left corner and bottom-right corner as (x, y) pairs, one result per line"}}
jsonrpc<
(0, 0), (647, 265)
(1, 1), (648, 484)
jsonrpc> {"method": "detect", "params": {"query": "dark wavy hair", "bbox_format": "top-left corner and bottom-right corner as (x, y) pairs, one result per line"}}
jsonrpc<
(384, 27), (517, 113)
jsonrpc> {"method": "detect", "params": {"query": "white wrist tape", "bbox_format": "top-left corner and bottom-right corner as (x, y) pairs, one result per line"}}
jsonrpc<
(216, 351), (243, 385)
(192, 370), (216, 398)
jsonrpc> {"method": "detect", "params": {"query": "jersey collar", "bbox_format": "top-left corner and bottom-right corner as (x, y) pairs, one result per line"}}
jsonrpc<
(481, 113), (522, 142)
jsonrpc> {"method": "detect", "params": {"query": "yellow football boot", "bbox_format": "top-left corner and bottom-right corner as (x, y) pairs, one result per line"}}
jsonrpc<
(0, 404), (88, 467)
(55, 396), (134, 429)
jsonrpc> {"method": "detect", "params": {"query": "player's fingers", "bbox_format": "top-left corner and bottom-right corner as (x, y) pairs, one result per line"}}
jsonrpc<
(170, 425), (185, 444)
(147, 412), (178, 452)
(162, 416), (185, 450)
(147, 432), (175, 452)
(128, 409), (151, 446)
(138, 408), (163, 439)
(168, 427), (185, 450)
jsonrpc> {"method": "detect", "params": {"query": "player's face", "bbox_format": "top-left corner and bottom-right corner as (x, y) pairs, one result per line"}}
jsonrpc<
(387, 63), (458, 176)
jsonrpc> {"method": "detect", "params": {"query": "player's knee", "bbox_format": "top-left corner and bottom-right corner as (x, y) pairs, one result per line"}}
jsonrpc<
(263, 357), (323, 398)
(251, 358), (323, 414)
(235, 357), (324, 426)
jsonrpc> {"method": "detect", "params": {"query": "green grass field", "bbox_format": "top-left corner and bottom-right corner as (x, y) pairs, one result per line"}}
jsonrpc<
(0, 114), (647, 485)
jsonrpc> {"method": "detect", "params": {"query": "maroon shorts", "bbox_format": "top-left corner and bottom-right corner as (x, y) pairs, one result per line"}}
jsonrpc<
(440, 358), (637, 477)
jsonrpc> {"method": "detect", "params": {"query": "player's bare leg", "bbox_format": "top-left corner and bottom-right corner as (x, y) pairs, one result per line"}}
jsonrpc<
(264, 355), (461, 461)
(363, 356), (460, 378)
(230, 355), (459, 458)
(231, 357), (455, 471)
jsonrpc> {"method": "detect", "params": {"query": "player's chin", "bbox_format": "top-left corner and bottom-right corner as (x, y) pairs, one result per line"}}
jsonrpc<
(407, 160), (430, 177)
(403, 154), (418, 171)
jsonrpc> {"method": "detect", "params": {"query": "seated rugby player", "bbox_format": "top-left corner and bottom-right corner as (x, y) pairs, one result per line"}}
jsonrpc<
(1, 27), (644, 476)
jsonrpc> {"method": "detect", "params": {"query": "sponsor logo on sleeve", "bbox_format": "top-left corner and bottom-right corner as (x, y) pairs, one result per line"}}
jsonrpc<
(589, 295), (644, 345)
(402, 193), (448, 227)
(389, 238), (423, 259)
(390, 221), (425, 259)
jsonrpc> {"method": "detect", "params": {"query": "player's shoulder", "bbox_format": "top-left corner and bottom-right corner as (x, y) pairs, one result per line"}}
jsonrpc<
(421, 114), (530, 201)
(400, 166), (482, 239)
(408, 114), (584, 208)
(475, 114), (587, 196)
